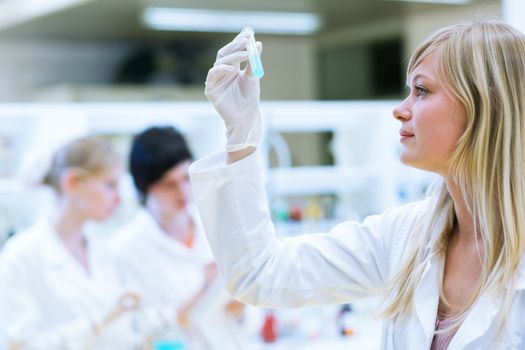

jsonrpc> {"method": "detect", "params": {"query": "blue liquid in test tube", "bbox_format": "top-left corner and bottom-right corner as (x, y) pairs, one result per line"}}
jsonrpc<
(243, 27), (264, 79)
(154, 340), (185, 350)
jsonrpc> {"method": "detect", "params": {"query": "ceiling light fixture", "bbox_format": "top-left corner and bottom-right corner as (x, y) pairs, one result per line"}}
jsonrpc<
(141, 7), (323, 35)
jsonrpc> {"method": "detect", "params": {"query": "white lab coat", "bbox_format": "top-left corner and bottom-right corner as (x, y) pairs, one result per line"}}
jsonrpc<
(0, 219), (164, 350)
(188, 150), (525, 350)
(110, 208), (250, 350)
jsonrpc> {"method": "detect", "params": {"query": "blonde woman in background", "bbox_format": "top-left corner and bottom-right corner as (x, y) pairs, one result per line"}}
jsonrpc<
(111, 126), (249, 350)
(189, 21), (525, 348)
(0, 136), (174, 349)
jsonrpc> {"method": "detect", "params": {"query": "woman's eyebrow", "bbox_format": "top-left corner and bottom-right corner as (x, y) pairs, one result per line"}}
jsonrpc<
(406, 73), (435, 88)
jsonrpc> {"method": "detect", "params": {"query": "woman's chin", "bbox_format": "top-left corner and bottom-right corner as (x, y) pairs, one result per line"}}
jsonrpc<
(399, 155), (423, 171)
(398, 153), (413, 167)
(92, 211), (115, 222)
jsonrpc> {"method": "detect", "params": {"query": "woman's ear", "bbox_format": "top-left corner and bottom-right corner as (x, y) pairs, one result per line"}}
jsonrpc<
(58, 169), (82, 194)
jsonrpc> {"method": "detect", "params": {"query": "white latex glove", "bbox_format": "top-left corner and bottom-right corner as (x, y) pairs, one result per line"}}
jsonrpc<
(204, 31), (263, 152)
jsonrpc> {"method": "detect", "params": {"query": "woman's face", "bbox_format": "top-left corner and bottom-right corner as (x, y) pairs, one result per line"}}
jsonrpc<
(147, 160), (192, 217)
(393, 51), (467, 175)
(73, 165), (122, 221)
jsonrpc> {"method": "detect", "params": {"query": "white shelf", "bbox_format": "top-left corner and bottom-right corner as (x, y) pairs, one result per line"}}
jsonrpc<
(264, 101), (397, 132)
(33, 84), (206, 102)
(268, 166), (378, 196)
(0, 178), (23, 193)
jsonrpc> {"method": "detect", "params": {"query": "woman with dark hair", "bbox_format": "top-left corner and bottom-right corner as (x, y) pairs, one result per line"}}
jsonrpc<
(111, 126), (248, 350)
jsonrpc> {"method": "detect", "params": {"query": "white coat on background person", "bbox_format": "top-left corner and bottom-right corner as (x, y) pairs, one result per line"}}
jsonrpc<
(111, 208), (249, 350)
(0, 219), (143, 349)
(188, 23), (525, 349)
(110, 126), (249, 350)
(0, 137), (171, 350)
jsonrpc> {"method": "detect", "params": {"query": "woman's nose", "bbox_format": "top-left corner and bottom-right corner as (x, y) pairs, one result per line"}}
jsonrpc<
(114, 191), (122, 207)
(393, 98), (412, 121)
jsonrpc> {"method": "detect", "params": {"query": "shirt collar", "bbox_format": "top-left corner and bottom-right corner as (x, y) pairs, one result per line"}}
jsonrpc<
(137, 208), (200, 255)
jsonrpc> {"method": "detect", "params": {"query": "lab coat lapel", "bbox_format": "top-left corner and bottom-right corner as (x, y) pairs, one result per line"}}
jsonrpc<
(414, 254), (440, 346)
(451, 255), (525, 348)
(448, 293), (498, 349)
(412, 208), (447, 346)
(39, 221), (99, 294)
(140, 211), (188, 255)
(140, 209), (205, 264)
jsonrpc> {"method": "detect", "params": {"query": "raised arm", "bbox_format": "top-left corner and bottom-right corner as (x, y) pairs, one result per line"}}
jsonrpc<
(190, 149), (427, 308)
(191, 31), (424, 309)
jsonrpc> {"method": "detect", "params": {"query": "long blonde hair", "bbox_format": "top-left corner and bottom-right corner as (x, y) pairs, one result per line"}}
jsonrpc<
(383, 21), (525, 338)
(43, 136), (120, 192)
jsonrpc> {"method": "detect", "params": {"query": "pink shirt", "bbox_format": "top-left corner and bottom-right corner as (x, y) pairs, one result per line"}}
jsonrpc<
(430, 317), (458, 350)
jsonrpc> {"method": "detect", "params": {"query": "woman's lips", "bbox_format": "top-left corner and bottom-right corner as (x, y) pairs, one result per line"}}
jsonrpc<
(399, 129), (414, 141)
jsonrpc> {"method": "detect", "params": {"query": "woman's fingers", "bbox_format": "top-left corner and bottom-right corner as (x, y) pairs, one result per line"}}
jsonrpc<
(214, 50), (250, 67)
(216, 35), (249, 60)
(213, 31), (262, 77)
(205, 64), (238, 97)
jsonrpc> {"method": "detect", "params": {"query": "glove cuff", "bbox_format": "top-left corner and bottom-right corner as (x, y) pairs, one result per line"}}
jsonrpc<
(225, 110), (263, 152)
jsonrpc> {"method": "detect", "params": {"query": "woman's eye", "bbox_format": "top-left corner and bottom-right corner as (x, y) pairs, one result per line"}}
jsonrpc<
(415, 86), (427, 97)
(106, 181), (118, 190)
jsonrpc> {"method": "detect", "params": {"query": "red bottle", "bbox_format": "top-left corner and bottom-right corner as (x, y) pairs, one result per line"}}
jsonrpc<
(261, 310), (278, 343)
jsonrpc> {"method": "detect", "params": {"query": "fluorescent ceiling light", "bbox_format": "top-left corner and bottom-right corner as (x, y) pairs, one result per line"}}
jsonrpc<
(142, 7), (322, 35)
(384, 0), (471, 4)
(0, 0), (94, 30)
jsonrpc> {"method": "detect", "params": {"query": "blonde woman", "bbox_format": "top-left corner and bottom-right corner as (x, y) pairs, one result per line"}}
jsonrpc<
(0, 137), (171, 349)
(189, 21), (525, 349)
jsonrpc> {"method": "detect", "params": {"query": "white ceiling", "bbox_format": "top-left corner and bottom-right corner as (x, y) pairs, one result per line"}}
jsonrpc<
(0, 0), (480, 41)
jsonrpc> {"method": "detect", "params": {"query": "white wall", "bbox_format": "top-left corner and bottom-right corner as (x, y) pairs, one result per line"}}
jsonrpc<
(502, 0), (525, 34)
(0, 39), (133, 101)
(0, 35), (318, 102)
(404, 0), (501, 55)
(259, 35), (318, 100)
(317, 18), (404, 50)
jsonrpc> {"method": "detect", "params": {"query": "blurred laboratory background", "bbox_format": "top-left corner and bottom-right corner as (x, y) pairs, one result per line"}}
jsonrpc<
(0, 0), (523, 349)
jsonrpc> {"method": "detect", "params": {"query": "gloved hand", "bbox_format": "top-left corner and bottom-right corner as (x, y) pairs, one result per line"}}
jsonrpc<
(92, 292), (141, 334)
(204, 31), (263, 152)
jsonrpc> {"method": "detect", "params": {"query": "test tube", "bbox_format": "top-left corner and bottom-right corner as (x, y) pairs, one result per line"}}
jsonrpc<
(243, 27), (264, 79)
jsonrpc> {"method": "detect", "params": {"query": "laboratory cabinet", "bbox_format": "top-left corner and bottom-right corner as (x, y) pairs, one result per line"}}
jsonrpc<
(261, 100), (435, 236)
(0, 100), (433, 245)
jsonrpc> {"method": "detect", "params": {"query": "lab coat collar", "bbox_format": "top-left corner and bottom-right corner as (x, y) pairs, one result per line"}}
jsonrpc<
(413, 253), (501, 349)
(415, 240), (525, 348)
(413, 252), (440, 347)
(448, 292), (499, 349)
(450, 254), (525, 348)
(37, 219), (95, 280)
(136, 208), (205, 262)
(414, 208), (446, 346)
(37, 219), (78, 268)
(32, 219), (121, 315)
